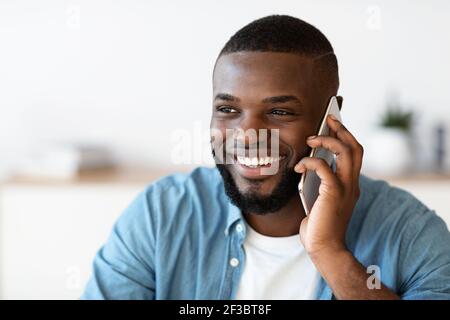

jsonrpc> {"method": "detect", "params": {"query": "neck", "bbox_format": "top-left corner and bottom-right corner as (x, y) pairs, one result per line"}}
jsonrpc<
(244, 195), (306, 237)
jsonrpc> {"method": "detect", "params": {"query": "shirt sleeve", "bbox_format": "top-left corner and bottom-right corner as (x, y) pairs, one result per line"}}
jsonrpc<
(81, 188), (157, 300)
(399, 208), (450, 300)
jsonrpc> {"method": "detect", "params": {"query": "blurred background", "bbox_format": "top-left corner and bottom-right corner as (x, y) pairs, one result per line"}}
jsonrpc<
(0, 0), (449, 299)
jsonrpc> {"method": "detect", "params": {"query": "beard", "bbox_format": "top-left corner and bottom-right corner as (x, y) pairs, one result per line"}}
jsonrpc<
(216, 163), (301, 215)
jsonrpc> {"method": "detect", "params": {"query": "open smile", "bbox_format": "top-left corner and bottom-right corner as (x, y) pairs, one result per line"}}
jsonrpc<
(228, 154), (287, 179)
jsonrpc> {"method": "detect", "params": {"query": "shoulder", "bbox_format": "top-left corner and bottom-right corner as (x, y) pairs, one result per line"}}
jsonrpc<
(351, 175), (450, 298)
(141, 166), (224, 206)
(348, 174), (450, 263)
(118, 166), (226, 231)
(347, 174), (450, 255)
(351, 175), (437, 230)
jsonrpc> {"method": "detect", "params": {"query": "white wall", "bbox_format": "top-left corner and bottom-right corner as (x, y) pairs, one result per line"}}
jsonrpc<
(1, 0), (450, 168)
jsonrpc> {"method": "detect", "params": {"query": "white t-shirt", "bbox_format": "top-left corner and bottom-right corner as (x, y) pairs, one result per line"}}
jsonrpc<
(235, 222), (320, 300)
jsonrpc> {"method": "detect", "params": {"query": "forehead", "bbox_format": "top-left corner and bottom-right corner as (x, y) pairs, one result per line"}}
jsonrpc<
(213, 52), (314, 98)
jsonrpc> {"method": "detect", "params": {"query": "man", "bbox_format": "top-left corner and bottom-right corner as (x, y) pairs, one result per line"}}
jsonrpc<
(82, 15), (450, 299)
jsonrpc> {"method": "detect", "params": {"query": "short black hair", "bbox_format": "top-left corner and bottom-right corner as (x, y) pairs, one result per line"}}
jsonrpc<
(218, 15), (339, 91)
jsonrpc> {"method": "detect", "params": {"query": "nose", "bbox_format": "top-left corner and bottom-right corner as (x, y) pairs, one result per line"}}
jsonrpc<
(233, 112), (268, 148)
(233, 112), (278, 149)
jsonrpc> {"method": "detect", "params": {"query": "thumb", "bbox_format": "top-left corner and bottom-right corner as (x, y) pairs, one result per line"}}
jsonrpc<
(299, 216), (309, 246)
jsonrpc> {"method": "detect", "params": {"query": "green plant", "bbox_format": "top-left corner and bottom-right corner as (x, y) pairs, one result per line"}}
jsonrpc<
(379, 106), (414, 133)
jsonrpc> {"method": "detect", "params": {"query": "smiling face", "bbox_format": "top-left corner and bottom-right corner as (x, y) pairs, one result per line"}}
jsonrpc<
(211, 51), (335, 214)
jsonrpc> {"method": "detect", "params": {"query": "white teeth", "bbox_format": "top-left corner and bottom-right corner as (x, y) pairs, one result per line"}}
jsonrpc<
(237, 155), (284, 167)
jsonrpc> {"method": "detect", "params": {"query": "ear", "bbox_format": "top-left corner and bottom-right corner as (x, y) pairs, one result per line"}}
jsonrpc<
(336, 96), (344, 111)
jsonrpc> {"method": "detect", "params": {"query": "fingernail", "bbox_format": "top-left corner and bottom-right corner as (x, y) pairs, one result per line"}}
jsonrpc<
(307, 135), (317, 140)
(295, 165), (305, 173)
(329, 114), (337, 121)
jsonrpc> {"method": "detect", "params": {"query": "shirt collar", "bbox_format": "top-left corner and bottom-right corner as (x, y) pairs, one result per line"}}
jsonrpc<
(226, 201), (243, 234)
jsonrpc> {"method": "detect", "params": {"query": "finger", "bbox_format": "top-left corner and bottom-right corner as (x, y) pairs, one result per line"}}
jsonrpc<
(295, 157), (341, 193)
(305, 135), (353, 186)
(326, 115), (356, 148)
(326, 115), (364, 179)
(327, 117), (338, 139)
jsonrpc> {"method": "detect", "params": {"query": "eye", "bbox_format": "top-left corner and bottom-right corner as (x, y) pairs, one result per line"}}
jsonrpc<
(217, 106), (239, 114)
(270, 109), (294, 116)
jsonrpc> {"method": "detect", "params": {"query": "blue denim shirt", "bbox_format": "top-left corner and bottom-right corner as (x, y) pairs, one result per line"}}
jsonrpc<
(82, 167), (450, 299)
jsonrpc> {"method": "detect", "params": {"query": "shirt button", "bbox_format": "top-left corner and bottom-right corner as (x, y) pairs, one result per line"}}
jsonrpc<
(236, 224), (243, 233)
(229, 258), (240, 267)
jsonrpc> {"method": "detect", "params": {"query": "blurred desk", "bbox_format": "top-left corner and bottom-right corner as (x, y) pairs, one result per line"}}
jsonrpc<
(0, 167), (449, 299)
(376, 172), (450, 184)
(2, 166), (194, 186)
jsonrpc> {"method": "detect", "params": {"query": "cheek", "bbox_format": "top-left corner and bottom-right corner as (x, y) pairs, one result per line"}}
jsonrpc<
(210, 118), (233, 137)
(210, 119), (227, 140)
(280, 131), (310, 164)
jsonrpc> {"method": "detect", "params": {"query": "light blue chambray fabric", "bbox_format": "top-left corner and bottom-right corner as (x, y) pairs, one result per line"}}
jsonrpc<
(82, 167), (450, 300)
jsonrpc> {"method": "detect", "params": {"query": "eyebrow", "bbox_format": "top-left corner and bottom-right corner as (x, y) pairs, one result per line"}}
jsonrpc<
(214, 93), (301, 104)
(262, 95), (301, 104)
(214, 93), (240, 102)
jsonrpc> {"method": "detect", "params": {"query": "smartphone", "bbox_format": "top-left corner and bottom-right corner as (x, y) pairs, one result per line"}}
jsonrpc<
(298, 96), (343, 215)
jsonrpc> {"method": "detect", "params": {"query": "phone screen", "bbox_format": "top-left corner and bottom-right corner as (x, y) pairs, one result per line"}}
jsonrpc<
(298, 96), (342, 215)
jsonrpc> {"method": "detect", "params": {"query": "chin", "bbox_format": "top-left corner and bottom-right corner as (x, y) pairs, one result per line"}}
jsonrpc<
(232, 167), (282, 196)
(216, 161), (301, 215)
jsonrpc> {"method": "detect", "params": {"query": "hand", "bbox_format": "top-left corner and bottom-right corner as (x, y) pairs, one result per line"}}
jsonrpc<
(294, 115), (364, 259)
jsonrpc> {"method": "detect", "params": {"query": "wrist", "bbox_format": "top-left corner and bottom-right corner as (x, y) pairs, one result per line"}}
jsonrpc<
(308, 244), (351, 266)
